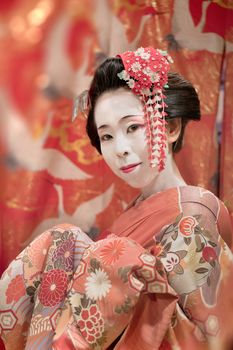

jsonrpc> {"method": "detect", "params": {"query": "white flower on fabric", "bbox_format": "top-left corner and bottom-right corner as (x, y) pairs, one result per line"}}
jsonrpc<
(85, 268), (111, 301)
(135, 47), (145, 56)
(131, 62), (141, 72)
(161, 252), (180, 272)
(127, 79), (135, 88)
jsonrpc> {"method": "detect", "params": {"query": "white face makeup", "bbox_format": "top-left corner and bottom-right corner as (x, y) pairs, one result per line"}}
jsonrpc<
(94, 88), (163, 192)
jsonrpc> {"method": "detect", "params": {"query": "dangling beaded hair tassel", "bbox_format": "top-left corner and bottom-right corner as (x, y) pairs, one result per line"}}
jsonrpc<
(117, 47), (173, 171)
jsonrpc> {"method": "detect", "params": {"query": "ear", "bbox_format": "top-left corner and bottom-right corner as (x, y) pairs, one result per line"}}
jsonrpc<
(166, 118), (182, 145)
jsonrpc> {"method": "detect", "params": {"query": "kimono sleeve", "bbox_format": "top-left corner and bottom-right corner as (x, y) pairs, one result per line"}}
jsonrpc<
(55, 235), (177, 350)
(0, 224), (92, 350)
(155, 194), (233, 347)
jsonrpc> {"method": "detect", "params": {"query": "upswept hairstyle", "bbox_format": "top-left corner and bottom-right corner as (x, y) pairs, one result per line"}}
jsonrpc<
(86, 57), (200, 153)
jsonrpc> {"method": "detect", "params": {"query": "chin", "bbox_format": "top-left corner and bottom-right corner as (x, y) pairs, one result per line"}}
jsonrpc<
(125, 182), (143, 189)
(123, 178), (149, 189)
(126, 174), (158, 191)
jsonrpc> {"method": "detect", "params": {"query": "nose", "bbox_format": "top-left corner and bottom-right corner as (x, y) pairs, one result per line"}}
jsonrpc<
(115, 133), (131, 158)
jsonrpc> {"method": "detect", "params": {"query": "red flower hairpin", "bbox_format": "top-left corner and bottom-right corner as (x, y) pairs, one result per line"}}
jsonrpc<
(117, 47), (173, 171)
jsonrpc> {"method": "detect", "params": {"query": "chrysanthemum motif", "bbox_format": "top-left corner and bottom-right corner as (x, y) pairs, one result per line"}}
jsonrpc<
(131, 62), (141, 72)
(100, 239), (125, 265)
(52, 238), (74, 271)
(85, 268), (111, 301)
(38, 269), (68, 307)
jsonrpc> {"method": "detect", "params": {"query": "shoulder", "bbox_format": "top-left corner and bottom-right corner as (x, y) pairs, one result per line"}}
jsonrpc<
(177, 186), (232, 247)
(178, 186), (221, 220)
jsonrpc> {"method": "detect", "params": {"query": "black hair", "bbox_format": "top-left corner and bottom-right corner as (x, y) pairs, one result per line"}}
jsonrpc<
(86, 57), (200, 153)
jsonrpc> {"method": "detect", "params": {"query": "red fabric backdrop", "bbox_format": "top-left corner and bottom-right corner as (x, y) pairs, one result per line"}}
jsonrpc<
(0, 1), (233, 348)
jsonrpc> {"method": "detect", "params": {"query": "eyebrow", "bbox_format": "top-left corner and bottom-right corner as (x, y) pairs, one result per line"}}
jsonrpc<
(97, 114), (144, 130)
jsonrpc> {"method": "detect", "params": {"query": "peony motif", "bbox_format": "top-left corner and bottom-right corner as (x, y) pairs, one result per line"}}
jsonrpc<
(178, 216), (198, 236)
(77, 304), (104, 344)
(52, 238), (74, 271)
(38, 269), (68, 307)
(99, 239), (125, 265)
(85, 268), (111, 301)
(161, 252), (180, 272)
(6, 275), (25, 304)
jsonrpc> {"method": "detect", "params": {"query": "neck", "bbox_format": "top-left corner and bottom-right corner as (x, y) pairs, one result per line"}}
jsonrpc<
(141, 152), (187, 199)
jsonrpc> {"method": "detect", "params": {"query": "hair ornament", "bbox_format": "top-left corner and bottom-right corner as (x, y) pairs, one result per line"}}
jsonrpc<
(72, 89), (90, 121)
(117, 47), (173, 171)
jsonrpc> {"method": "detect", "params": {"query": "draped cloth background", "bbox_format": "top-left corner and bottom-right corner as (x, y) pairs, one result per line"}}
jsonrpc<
(0, 1), (233, 348)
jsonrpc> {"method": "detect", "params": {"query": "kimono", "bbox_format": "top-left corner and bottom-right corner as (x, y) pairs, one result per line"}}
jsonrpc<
(0, 185), (233, 350)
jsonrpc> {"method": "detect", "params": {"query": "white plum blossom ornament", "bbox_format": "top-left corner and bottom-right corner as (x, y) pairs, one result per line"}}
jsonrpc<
(135, 47), (145, 56)
(131, 62), (142, 72)
(127, 79), (135, 89)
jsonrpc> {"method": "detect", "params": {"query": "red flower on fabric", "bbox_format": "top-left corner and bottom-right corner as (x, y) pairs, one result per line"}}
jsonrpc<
(52, 238), (74, 271)
(178, 216), (198, 236)
(150, 244), (163, 257)
(77, 304), (104, 344)
(202, 247), (217, 262)
(6, 275), (25, 304)
(38, 269), (68, 307)
(99, 239), (125, 265)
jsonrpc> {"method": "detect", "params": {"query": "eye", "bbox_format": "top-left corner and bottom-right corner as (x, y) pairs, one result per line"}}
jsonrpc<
(100, 134), (112, 142)
(127, 124), (143, 133)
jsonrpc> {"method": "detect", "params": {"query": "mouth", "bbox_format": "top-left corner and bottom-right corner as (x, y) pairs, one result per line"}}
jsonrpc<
(120, 162), (141, 174)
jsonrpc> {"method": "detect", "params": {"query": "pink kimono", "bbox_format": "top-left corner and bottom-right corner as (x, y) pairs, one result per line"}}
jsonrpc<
(0, 186), (233, 349)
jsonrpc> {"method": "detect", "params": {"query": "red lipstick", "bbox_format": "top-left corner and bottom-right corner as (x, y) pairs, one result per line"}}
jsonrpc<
(120, 163), (141, 173)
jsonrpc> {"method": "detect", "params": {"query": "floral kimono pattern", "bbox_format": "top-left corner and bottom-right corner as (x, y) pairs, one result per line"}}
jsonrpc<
(1, 186), (233, 349)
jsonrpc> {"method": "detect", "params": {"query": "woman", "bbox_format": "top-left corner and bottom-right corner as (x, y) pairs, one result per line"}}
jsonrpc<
(0, 47), (233, 350)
